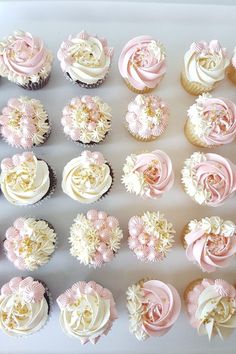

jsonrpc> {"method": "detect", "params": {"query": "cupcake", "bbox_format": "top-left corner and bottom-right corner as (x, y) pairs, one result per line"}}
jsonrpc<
(62, 150), (113, 203)
(126, 279), (181, 341)
(0, 277), (50, 336)
(0, 151), (56, 206)
(128, 211), (175, 262)
(118, 35), (166, 93)
(181, 152), (236, 206)
(227, 48), (236, 84)
(0, 97), (51, 148)
(0, 30), (52, 90)
(57, 281), (118, 344)
(183, 216), (236, 273)
(185, 93), (236, 147)
(181, 40), (229, 95)
(69, 210), (123, 267)
(57, 31), (113, 88)
(4, 217), (56, 271)
(61, 96), (111, 145)
(125, 95), (169, 141)
(184, 278), (236, 340)
(122, 150), (174, 199)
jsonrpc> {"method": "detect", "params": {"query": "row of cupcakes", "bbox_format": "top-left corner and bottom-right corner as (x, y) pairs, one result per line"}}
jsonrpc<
(1, 92), (236, 148)
(1, 213), (236, 274)
(1, 30), (236, 93)
(0, 150), (235, 207)
(0, 276), (236, 342)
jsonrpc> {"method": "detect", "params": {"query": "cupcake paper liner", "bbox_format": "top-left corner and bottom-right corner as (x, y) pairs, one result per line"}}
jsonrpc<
(181, 71), (214, 95)
(65, 72), (107, 88)
(18, 75), (51, 91)
(183, 279), (203, 303)
(227, 64), (236, 85)
(124, 79), (153, 94)
(184, 119), (210, 148)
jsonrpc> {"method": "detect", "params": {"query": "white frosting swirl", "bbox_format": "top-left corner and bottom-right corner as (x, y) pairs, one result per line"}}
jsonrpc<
(62, 151), (112, 203)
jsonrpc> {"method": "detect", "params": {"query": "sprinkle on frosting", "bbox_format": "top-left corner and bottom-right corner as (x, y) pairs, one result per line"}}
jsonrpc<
(0, 30), (52, 85)
(127, 279), (181, 341)
(125, 95), (169, 140)
(57, 31), (113, 84)
(183, 40), (229, 87)
(187, 93), (236, 146)
(185, 216), (236, 273)
(0, 97), (50, 148)
(128, 211), (175, 262)
(0, 277), (48, 336)
(57, 281), (118, 344)
(69, 210), (123, 267)
(118, 35), (166, 91)
(185, 278), (236, 340)
(62, 150), (112, 204)
(0, 151), (50, 205)
(61, 96), (111, 144)
(4, 217), (56, 271)
(122, 150), (174, 199)
(181, 151), (236, 206)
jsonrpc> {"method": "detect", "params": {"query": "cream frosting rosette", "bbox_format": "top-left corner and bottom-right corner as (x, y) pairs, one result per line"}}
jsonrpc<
(185, 278), (236, 340)
(57, 281), (118, 344)
(0, 277), (49, 337)
(62, 151), (112, 203)
(57, 31), (113, 86)
(0, 151), (51, 206)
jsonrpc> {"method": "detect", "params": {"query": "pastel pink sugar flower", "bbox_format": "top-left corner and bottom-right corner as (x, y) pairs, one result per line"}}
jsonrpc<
(1, 277), (45, 303)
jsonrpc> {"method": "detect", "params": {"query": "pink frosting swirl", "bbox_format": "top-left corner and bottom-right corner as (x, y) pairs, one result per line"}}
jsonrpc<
(185, 218), (236, 273)
(0, 31), (50, 78)
(139, 280), (181, 337)
(118, 35), (166, 91)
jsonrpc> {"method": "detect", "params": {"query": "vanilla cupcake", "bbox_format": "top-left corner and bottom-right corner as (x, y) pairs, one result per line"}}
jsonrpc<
(181, 152), (236, 206)
(125, 95), (169, 141)
(185, 93), (236, 147)
(122, 150), (174, 199)
(69, 210), (123, 267)
(3, 217), (56, 271)
(0, 277), (50, 337)
(57, 281), (118, 344)
(62, 150), (113, 203)
(184, 278), (236, 340)
(228, 47), (236, 84)
(0, 97), (51, 148)
(118, 35), (166, 93)
(181, 40), (229, 95)
(61, 96), (111, 145)
(0, 151), (56, 206)
(127, 279), (181, 341)
(0, 30), (52, 90)
(128, 211), (175, 262)
(57, 31), (113, 88)
(183, 216), (236, 273)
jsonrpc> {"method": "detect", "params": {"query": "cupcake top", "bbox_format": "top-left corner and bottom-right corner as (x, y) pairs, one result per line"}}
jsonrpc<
(183, 40), (229, 87)
(0, 30), (52, 86)
(4, 217), (56, 271)
(181, 152), (236, 206)
(122, 150), (174, 199)
(0, 277), (49, 337)
(231, 47), (236, 69)
(61, 96), (111, 144)
(118, 35), (166, 91)
(125, 95), (169, 140)
(69, 210), (123, 267)
(187, 93), (236, 146)
(57, 281), (118, 344)
(127, 279), (181, 341)
(0, 151), (51, 206)
(185, 216), (236, 273)
(0, 97), (50, 148)
(62, 150), (112, 203)
(57, 31), (113, 84)
(128, 211), (175, 262)
(185, 278), (236, 340)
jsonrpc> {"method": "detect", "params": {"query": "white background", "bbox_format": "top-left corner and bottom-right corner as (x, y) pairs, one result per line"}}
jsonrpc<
(0, 1), (236, 353)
